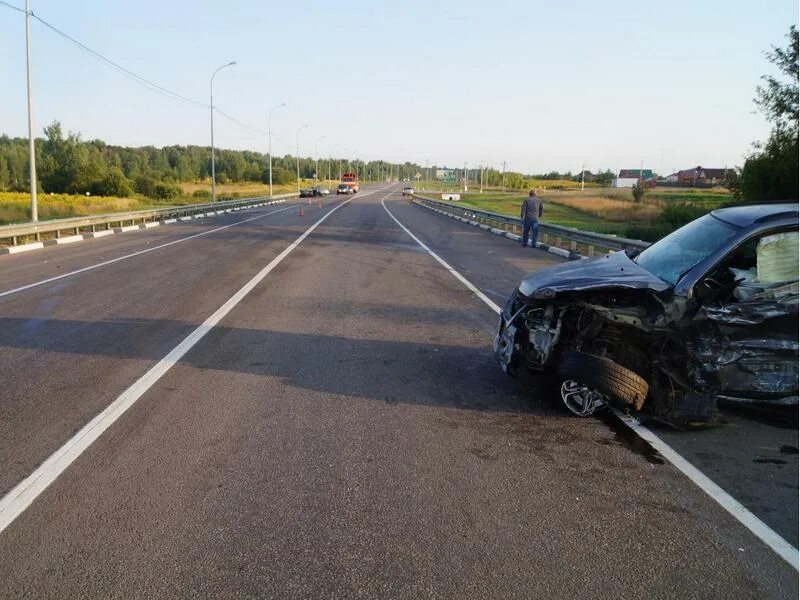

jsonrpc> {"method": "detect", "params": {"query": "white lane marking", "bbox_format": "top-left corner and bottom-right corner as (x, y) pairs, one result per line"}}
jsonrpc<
(0, 204), (296, 300)
(0, 195), (359, 536)
(381, 197), (502, 314)
(383, 194), (799, 571)
(614, 409), (798, 570)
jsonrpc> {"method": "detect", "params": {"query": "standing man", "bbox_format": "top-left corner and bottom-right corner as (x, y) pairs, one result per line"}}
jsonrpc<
(520, 189), (543, 248)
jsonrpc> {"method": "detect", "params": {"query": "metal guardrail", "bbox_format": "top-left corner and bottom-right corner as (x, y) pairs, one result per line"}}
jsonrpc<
(0, 193), (298, 247)
(412, 194), (650, 256)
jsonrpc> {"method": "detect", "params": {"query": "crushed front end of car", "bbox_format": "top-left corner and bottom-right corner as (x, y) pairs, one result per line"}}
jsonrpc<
(494, 251), (723, 425)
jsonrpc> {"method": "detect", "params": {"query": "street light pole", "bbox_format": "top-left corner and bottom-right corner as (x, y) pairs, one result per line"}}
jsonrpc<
(328, 143), (340, 184)
(210, 60), (236, 202)
(315, 135), (326, 185)
(295, 124), (309, 193)
(268, 102), (287, 197)
(25, 0), (37, 222)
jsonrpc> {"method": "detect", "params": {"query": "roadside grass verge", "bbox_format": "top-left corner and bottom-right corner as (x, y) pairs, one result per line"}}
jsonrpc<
(432, 187), (733, 242)
(180, 179), (340, 197)
(0, 183), (309, 225)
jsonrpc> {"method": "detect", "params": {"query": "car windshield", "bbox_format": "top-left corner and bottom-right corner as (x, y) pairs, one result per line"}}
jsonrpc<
(634, 213), (740, 285)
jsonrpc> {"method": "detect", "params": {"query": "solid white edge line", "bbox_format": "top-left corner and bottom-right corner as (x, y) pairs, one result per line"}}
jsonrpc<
(0, 204), (296, 299)
(0, 192), (364, 535)
(381, 197), (502, 315)
(383, 193), (799, 572)
(612, 408), (799, 570)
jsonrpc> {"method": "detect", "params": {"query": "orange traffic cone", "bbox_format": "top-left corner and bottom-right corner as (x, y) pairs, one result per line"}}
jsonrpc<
(318, 199), (322, 209)
(298, 207), (305, 217)
(307, 197), (312, 205)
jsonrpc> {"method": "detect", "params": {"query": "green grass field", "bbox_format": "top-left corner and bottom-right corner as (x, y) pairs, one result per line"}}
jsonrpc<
(0, 180), (338, 225)
(420, 187), (734, 241)
(450, 193), (632, 235)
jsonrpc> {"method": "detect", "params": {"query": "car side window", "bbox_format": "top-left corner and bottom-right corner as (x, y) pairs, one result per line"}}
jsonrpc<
(696, 229), (799, 305)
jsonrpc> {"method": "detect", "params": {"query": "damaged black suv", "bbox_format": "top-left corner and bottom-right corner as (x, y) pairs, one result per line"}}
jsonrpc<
(494, 203), (799, 425)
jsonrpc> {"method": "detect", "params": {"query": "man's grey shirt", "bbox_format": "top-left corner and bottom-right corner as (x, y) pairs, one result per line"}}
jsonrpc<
(521, 196), (543, 222)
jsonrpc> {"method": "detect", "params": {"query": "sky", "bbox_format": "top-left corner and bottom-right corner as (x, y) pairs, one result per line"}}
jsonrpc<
(0, 0), (797, 175)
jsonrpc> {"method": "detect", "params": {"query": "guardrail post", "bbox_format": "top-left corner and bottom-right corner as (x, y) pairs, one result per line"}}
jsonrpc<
(570, 240), (577, 252)
(555, 236), (562, 247)
(587, 245), (595, 257)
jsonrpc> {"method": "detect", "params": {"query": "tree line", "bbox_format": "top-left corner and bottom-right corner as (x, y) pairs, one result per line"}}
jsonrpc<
(0, 122), (427, 199)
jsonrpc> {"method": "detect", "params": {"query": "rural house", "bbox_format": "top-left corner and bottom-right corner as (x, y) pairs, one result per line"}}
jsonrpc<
(676, 166), (728, 186)
(612, 169), (654, 188)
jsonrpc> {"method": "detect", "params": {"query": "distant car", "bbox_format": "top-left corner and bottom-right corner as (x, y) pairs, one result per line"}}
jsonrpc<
(299, 188), (315, 198)
(402, 186), (414, 196)
(312, 186), (330, 197)
(494, 203), (799, 426)
(336, 184), (352, 195)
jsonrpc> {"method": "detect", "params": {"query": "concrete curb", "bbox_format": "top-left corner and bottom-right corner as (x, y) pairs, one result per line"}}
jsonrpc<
(0, 198), (289, 257)
(413, 201), (583, 260)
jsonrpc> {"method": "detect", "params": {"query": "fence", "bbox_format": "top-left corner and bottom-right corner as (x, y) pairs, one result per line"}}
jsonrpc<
(411, 195), (649, 257)
(0, 193), (297, 248)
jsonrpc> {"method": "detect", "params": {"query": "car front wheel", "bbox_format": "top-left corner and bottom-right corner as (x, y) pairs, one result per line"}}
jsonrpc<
(558, 350), (649, 412)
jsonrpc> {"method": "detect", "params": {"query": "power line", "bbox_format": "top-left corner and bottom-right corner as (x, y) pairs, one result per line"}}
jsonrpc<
(29, 11), (208, 108)
(2, 3), (285, 142)
(0, 0), (294, 145)
(214, 107), (267, 136)
(0, 0), (25, 14)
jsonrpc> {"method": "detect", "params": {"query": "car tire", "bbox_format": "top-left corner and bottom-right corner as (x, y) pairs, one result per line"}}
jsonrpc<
(558, 350), (649, 409)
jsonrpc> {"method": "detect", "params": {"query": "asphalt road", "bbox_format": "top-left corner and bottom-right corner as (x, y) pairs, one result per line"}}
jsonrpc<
(0, 184), (796, 598)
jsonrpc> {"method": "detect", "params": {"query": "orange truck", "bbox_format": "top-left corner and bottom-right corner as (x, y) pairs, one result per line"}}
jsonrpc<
(340, 172), (359, 193)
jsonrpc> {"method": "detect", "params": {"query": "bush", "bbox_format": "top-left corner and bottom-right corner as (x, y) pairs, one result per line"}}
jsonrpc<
(631, 180), (647, 203)
(134, 176), (157, 198)
(739, 129), (798, 201)
(621, 202), (711, 243)
(91, 167), (132, 197)
(216, 172), (229, 185)
(152, 182), (180, 200)
(660, 202), (708, 227)
(192, 189), (211, 199)
(262, 166), (296, 185)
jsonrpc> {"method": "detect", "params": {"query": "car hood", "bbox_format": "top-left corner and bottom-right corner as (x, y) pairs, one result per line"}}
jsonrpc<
(518, 250), (670, 298)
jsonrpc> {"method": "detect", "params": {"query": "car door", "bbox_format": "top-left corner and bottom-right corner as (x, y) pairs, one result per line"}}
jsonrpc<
(687, 228), (799, 401)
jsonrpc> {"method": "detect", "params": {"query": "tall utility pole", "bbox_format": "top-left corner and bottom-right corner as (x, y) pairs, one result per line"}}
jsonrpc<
(315, 135), (326, 185)
(268, 102), (287, 197)
(463, 162), (467, 192)
(580, 163), (585, 192)
(480, 162), (484, 193)
(25, 0), (37, 222)
(210, 61), (236, 202)
(501, 161), (506, 193)
(295, 124), (309, 193)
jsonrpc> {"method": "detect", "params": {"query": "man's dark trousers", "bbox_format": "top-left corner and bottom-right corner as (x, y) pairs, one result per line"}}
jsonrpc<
(522, 220), (539, 247)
